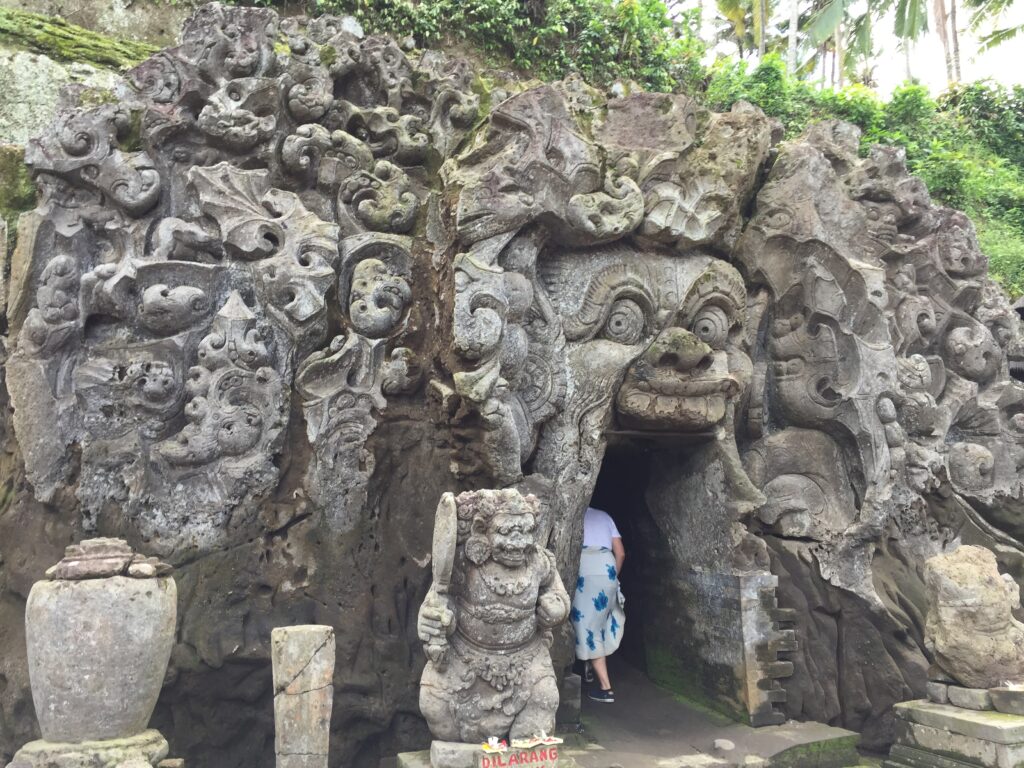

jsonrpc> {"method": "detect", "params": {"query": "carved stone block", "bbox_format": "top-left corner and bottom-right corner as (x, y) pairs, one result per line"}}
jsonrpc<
(271, 626), (335, 768)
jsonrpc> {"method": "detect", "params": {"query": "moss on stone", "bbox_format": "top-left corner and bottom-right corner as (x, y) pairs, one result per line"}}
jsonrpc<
(77, 85), (120, 108)
(0, 6), (156, 70)
(319, 43), (337, 67)
(116, 108), (145, 152)
(768, 734), (861, 768)
(643, 643), (746, 726)
(0, 145), (35, 252)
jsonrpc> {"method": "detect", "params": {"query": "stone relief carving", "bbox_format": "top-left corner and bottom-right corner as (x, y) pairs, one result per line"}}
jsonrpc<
(4, 2), (1024, 764)
(417, 490), (570, 743)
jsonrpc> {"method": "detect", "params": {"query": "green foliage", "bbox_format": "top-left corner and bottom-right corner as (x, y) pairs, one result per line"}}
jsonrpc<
(301, 0), (707, 93)
(705, 61), (1024, 295)
(940, 82), (1024, 172)
(0, 146), (35, 252)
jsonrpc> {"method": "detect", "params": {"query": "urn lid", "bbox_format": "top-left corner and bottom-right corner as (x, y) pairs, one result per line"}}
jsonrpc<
(45, 538), (173, 581)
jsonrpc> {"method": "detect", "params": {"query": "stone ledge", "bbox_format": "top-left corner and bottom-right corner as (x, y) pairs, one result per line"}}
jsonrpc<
(893, 700), (1024, 744)
(895, 719), (1024, 768)
(883, 743), (988, 768)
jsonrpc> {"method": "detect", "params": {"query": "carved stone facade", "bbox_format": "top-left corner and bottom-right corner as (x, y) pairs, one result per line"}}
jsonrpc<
(2, 3), (1024, 766)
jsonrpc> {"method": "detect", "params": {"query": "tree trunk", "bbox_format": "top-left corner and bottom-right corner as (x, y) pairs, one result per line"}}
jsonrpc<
(904, 39), (912, 80)
(836, 22), (845, 87)
(950, 0), (962, 81)
(759, 0), (768, 58)
(933, 0), (954, 84)
(788, 0), (799, 74)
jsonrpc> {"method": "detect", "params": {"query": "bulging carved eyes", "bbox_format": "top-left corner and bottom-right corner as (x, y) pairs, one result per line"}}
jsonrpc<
(691, 305), (730, 348)
(601, 298), (646, 345)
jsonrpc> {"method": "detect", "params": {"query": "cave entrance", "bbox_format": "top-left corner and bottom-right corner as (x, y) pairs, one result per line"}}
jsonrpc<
(585, 440), (659, 675)
(573, 434), (789, 730)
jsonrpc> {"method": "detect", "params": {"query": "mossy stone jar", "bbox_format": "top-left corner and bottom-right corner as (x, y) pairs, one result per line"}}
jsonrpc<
(25, 538), (176, 743)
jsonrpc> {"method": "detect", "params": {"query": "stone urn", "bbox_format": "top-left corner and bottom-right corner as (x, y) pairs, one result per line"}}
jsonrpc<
(25, 538), (176, 743)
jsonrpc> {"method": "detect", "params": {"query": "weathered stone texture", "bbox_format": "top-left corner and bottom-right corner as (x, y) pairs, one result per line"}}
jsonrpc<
(271, 625), (334, 768)
(417, 490), (570, 743)
(1, 2), (1024, 765)
(924, 545), (1024, 690)
(26, 576), (176, 742)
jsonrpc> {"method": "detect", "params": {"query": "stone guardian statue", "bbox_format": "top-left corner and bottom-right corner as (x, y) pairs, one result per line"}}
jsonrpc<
(417, 489), (571, 744)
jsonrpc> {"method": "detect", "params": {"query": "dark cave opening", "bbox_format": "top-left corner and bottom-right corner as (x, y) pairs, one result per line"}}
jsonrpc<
(586, 440), (664, 677)
(580, 435), (757, 724)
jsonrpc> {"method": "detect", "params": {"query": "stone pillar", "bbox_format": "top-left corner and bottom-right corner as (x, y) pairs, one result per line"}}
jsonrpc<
(271, 625), (335, 768)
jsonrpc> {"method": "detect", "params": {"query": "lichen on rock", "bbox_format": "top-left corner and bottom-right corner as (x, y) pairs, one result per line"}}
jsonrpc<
(0, 7), (156, 69)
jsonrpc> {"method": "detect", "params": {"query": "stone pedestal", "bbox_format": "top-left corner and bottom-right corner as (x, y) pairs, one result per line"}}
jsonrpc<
(9, 729), (169, 768)
(884, 700), (1024, 768)
(271, 625), (335, 768)
(396, 741), (576, 768)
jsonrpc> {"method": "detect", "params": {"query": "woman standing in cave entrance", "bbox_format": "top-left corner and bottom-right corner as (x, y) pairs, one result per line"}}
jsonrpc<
(572, 505), (626, 703)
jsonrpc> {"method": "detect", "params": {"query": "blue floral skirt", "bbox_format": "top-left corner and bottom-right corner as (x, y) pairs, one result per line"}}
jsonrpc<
(571, 546), (625, 661)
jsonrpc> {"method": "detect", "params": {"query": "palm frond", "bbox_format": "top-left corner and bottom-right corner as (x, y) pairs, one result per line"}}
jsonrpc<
(806, 0), (847, 42)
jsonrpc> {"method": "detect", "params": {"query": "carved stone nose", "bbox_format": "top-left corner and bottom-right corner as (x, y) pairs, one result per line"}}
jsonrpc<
(643, 327), (713, 372)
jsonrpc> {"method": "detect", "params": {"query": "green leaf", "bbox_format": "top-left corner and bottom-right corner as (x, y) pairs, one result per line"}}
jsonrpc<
(806, 0), (847, 42)
(894, 0), (929, 39)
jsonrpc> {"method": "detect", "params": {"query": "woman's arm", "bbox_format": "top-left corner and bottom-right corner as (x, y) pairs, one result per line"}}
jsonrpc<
(612, 536), (625, 576)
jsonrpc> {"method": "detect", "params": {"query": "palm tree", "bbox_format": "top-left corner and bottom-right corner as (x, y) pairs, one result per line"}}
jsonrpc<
(754, 0), (771, 56)
(715, 0), (756, 56)
(787, 0), (801, 73)
(933, 0), (955, 82)
(950, 0), (962, 79)
(963, 0), (1022, 49)
(803, 0), (875, 86)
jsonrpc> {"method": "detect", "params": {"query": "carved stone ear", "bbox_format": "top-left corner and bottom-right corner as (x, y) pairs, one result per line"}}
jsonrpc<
(564, 173), (644, 243)
(464, 534), (491, 565)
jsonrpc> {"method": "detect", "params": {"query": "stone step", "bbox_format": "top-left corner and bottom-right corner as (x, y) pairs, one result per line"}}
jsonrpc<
(883, 743), (986, 768)
(893, 700), (1024, 744)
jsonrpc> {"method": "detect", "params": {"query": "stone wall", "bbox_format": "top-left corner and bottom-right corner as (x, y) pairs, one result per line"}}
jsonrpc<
(1, 3), (1024, 766)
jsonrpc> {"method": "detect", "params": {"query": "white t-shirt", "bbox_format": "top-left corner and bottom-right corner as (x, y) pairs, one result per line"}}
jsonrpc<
(583, 507), (621, 549)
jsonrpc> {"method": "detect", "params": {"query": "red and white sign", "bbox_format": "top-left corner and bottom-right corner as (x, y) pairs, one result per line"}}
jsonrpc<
(478, 746), (560, 768)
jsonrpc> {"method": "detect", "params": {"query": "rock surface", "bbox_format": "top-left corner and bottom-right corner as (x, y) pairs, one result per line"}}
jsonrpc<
(0, 46), (120, 144)
(9, 729), (170, 768)
(1, 2), (1024, 765)
(924, 545), (1024, 690)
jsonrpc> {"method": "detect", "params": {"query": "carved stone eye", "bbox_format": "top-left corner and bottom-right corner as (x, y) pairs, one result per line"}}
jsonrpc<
(762, 208), (793, 231)
(601, 299), (645, 345)
(691, 305), (730, 348)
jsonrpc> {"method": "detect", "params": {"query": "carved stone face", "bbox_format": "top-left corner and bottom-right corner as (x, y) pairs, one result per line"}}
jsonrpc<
(768, 313), (844, 425)
(546, 247), (750, 434)
(935, 210), (987, 278)
(945, 324), (1001, 383)
(616, 307), (747, 432)
(198, 78), (279, 150)
(487, 511), (537, 568)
